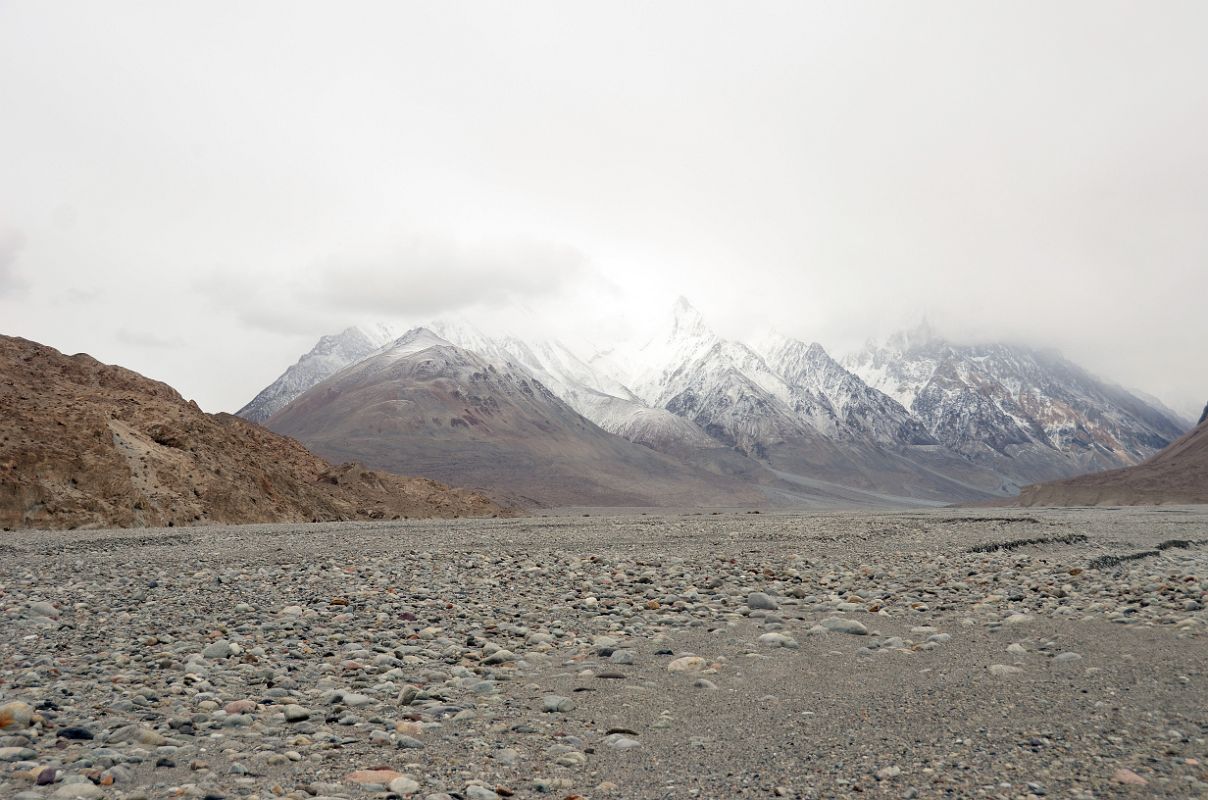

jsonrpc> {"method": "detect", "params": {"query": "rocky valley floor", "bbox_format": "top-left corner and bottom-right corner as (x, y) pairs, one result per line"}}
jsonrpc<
(1, 508), (1206, 800)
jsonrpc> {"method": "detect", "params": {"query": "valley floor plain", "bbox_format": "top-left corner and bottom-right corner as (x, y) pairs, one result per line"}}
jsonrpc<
(1, 508), (1206, 799)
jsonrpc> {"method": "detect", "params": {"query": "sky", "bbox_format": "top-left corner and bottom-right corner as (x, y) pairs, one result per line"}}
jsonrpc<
(1, 1), (1206, 419)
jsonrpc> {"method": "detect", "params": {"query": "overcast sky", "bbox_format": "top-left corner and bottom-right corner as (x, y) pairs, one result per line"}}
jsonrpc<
(1, 1), (1205, 418)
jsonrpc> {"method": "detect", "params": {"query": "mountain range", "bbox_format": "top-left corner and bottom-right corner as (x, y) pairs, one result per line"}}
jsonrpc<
(239, 299), (1191, 508)
(262, 328), (765, 508)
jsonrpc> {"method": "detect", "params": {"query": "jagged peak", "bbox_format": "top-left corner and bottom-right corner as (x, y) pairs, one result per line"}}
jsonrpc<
(748, 328), (800, 362)
(425, 316), (495, 345)
(323, 323), (399, 351)
(384, 326), (457, 358)
(883, 317), (945, 354)
(757, 330), (833, 363)
(312, 325), (369, 350)
(668, 296), (712, 340)
(1199, 402), (1208, 427)
(804, 340), (831, 360)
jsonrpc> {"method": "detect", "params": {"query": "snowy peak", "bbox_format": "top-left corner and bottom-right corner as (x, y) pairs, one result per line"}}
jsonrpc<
(240, 300), (1189, 504)
(670, 295), (712, 340)
(497, 336), (640, 405)
(620, 299), (722, 404)
(424, 318), (509, 363)
(887, 318), (944, 354)
(846, 325), (1188, 472)
(756, 331), (934, 446)
(236, 324), (399, 423)
(662, 356), (810, 456)
(380, 327), (456, 359)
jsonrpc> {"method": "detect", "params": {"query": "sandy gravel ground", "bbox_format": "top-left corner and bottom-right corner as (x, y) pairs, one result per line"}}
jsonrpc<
(1, 508), (1205, 799)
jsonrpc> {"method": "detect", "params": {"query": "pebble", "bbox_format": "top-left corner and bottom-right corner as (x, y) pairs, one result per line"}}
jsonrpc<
(390, 775), (422, 794)
(28, 600), (59, 618)
(283, 704), (311, 722)
(667, 656), (708, 672)
(346, 768), (405, 785)
(0, 512), (1200, 800)
(51, 786), (104, 800)
(542, 695), (574, 713)
(820, 617), (868, 635)
(1111, 768), (1148, 785)
(201, 639), (232, 659)
(0, 701), (34, 730)
(57, 726), (94, 740)
(605, 733), (641, 750)
(747, 592), (778, 610)
(0, 746), (36, 761)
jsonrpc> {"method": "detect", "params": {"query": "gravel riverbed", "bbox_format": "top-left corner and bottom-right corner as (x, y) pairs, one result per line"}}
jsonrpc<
(1, 508), (1205, 799)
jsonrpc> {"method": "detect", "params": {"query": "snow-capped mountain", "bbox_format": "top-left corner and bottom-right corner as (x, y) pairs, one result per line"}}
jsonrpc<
(845, 323), (1188, 481)
(237, 323), (397, 423)
(238, 299), (1189, 505)
(591, 300), (941, 453)
(264, 327), (763, 508)
(586, 300), (1015, 500)
(756, 332), (935, 446)
(423, 320), (721, 453)
(592, 296), (721, 406)
(592, 299), (841, 448)
(662, 352), (819, 458)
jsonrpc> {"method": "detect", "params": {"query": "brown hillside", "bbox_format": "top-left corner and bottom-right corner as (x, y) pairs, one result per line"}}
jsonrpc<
(0, 335), (505, 529)
(1010, 408), (1207, 506)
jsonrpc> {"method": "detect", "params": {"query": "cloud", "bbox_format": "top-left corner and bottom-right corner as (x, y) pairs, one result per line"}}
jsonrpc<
(193, 271), (339, 337)
(0, 229), (27, 296)
(306, 235), (591, 317)
(195, 232), (595, 337)
(62, 287), (103, 303)
(115, 328), (186, 349)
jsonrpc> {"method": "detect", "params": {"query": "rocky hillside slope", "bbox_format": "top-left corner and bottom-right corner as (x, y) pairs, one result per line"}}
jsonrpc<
(0, 335), (504, 529)
(1010, 404), (1208, 506)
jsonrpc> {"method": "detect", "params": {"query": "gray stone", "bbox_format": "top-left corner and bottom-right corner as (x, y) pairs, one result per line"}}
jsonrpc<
(821, 617), (868, 635)
(747, 592), (779, 610)
(283, 704), (311, 722)
(201, 639), (232, 659)
(542, 695), (574, 713)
